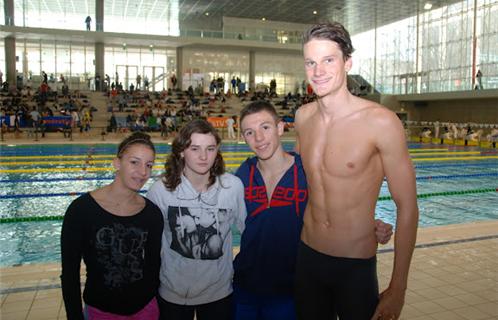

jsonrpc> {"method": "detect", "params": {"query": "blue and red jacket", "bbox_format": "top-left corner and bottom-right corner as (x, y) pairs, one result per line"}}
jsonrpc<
(234, 152), (307, 296)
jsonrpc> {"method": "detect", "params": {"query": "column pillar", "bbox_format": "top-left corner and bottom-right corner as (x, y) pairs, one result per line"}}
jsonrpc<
(4, 0), (14, 25)
(249, 50), (255, 92)
(96, 0), (104, 31)
(176, 47), (183, 90)
(95, 43), (105, 91)
(5, 37), (16, 85)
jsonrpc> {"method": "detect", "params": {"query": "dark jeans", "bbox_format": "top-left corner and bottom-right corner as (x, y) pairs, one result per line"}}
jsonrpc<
(157, 294), (233, 320)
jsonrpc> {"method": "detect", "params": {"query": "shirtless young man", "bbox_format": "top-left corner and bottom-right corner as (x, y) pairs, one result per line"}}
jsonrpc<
(294, 22), (419, 320)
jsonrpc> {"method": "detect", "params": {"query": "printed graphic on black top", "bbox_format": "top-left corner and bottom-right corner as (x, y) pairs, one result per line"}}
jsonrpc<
(95, 223), (148, 288)
(168, 206), (231, 260)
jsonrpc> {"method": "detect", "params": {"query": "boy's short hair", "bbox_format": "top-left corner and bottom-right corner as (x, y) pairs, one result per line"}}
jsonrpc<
(302, 22), (355, 60)
(240, 100), (280, 125)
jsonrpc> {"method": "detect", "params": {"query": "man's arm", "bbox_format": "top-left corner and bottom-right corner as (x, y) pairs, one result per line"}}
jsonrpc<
(371, 109), (419, 320)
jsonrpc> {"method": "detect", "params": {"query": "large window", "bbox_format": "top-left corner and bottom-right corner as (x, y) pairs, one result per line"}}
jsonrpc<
(351, 0), (497, 93)
(104, 0), (179, 36)
(182, 48), (249, 92)
(476, 0), (498, 89)
(255, 52), (305, 95)
(104, 45), (175, 91)
(14, 39), (95, 89)
(13, 0), (95, 30)
(418, 1), (474, 92)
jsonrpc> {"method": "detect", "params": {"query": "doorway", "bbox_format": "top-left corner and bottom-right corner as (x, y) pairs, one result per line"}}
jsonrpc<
(116, 65), (138, 90)
(143, 66), (165, 91)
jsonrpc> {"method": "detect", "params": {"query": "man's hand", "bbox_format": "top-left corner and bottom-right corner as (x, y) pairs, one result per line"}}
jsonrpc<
(375, 219), (393, 244)
(371, 286), (405, 320)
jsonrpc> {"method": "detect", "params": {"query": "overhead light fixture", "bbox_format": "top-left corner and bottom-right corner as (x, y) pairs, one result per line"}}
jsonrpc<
(122, 43), (127, 50)
(205, 12), (209, 16)
(313, 10), (317, 15)
(424, 2), (432, 10)
(149, 44), (154, 51)
(262, 17), (266, 21)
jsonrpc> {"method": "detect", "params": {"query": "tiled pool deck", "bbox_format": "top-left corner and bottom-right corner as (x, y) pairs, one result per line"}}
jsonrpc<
(1, 220), (497, 320)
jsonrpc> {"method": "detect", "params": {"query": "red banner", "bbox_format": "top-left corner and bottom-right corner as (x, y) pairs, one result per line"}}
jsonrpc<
(207, 117), (229, 128)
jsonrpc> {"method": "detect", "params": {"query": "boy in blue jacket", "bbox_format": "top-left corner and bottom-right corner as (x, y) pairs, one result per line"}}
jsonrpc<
(233, 101), (393, 319)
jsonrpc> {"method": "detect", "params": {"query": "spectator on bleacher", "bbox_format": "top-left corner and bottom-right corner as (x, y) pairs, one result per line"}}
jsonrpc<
(227, 115), (236, 140)
(231, 77), (237, 93)
(235, 77), (241, 94)
(136, 75), (142, 90)
(147, 114), (159, 131)
(44, 105), (54, 117)
(26, 112), (34, 138)
(105, 74), (110, 90)
(160, 115), (168, 138)
(30, 106), (40, 129)
(106, 100), (114, 113)
(109, 112), (117, 133)
(62, 84), (69, 98)
(39, 82), (49, 104)
(210, 80), (216, 93)
(450, 123), (458, 139)
(170, 74), (177, 89)
(270, 79), (277, 95)
(144, 76), (150, 91)
(476, 70), (483, 90)
(71, 110), (80, 128)
(20, 86), (28, 98)
(217, 77), (225, 94)
(81, 111), (91, 134)
(433, 120), (440, 138)
(458, 126), (469, 139)
(134, 116), (146, 132)
(420, 127), (431, 138)
(486, 128), (498, 143)
(118, 93), (127, 112)
(466, 129), (482, 142)
(39, 117), (47, 137)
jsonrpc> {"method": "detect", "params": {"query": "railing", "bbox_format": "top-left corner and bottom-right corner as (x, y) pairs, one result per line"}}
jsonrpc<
(1, 16), (303, 45)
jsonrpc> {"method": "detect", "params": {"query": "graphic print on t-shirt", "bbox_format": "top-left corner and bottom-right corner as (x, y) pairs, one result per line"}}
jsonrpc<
(95, 223), (148, 288)
(168, 206), (231, 260)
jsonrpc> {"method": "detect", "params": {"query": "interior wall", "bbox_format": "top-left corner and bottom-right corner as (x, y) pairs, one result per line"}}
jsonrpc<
(402, 98), (498, 123)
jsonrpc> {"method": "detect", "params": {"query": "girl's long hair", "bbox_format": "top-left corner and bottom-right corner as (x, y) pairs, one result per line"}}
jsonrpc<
(163, 119), (225, 191)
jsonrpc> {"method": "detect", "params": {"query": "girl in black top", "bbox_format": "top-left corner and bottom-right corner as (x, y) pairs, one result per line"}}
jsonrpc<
(61, 132), (163, 319)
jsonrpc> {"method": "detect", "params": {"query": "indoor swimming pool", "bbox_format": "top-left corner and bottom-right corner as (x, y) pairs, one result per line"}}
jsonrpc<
(1, 142), (497, 266)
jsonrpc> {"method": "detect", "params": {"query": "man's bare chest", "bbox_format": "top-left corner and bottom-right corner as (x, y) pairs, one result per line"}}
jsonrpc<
(300, 127), (377, 178)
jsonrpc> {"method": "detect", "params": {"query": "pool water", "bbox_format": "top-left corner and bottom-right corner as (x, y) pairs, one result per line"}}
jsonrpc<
(1, 142), (497, 266)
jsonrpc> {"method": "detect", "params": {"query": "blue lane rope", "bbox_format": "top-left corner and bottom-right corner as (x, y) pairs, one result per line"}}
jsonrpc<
(415, 172), (498, 180)
(0, 190), (147, 199)
(415, 162), (498, 169)
(0, 177), (114, 183)
(1, 187), (496, 223)
(2, 171), (497, 185)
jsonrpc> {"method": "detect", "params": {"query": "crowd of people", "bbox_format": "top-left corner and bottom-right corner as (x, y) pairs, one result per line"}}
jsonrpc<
(0, 75), (97, 138)
(411, 120), (497, 143)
